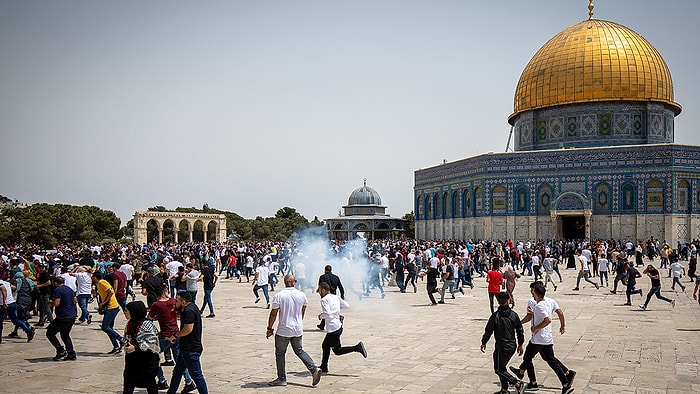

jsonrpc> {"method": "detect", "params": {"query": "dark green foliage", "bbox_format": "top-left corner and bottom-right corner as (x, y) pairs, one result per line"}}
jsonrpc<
(0, 203), (121, 247)
(401, 211), (415, 239)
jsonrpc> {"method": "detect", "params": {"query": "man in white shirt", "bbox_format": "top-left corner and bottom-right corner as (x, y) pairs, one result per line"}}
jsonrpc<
(669, 260), (686, 292)
(71, 266), (93, 324)
(266, 275), (322, 387)
(509, 283), (574, 394)
(253, 261), (271, 308)
(165, 257), (183, 298)
(573, 249), (599, 291)
(119, 259), (136, 301)
(316, 282), (367, 373)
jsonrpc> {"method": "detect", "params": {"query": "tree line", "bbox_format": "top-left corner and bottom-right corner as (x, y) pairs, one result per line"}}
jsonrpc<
(0, 199), (416, 248)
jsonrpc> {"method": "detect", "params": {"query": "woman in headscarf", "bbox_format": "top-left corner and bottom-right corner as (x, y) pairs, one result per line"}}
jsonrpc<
(123, 301), (160, 394)
(8, 271), (34, 337)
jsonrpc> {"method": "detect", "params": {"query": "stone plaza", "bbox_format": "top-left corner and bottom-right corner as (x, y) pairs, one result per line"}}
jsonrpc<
(2, 261), (699, 393)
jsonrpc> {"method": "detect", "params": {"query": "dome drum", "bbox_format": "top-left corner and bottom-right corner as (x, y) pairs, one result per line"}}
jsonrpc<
(511, 101), (676, 151)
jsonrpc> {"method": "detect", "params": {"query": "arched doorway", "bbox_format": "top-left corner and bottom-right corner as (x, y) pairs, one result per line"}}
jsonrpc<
(550, 192), (591, 240)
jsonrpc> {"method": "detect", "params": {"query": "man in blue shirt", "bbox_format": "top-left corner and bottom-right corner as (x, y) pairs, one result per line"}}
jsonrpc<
(46, 276), (77, 361)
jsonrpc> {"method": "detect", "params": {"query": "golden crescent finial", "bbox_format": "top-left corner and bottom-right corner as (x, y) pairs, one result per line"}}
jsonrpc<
(588, 0), (594, 20)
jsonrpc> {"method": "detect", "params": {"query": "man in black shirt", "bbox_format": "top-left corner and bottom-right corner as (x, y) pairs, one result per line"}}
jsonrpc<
(420, 265), (440, 305)
(317, 265), (345, 330)
(35, 264), (53, 326)
(640, 265), (676, 310)
(167, 292), (208, 394)
(481, 292), (526, 394)
(141, 267), (164, 308)
(199, 263), (218, 318)
(623, 265), (643, 306)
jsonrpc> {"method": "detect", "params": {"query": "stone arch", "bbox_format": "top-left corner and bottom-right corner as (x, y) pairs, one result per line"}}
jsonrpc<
(474, 187), (483, 216)
(441, 191), (448, 219)
(133, 211), (227, 244)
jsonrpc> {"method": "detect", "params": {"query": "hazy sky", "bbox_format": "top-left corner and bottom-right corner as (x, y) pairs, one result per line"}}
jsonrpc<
(2, 0), (700, 226)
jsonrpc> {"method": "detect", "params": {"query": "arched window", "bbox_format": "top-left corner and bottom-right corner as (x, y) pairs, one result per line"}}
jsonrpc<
(442, 192), (449, 219)
(492, 185), (507, 214)
(416, 196), (422, 220)
(424, 195), (432, 220)
(515, 186), (529, 214)
(462, 190), (471, 218)
(451, 191), (459, 218)
(474, 187), (483, 216)
(678, 180), (690, 213)
(621, 183), (636, 212)
(646, 180), (664, 213)
(538, 184), (552, 215)
(433, 193), (439, 219)
(594, 183), (611, 213)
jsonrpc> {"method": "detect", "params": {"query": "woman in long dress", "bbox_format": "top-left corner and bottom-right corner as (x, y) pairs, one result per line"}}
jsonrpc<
(123, 301), (160, 394)
(502, 266), (521, 307)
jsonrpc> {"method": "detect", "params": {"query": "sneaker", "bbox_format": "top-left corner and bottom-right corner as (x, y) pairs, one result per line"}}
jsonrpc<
(516, 380), (527, 394)
(268, 378), (287, 386)
(437, 300), (445, 304)
(623, 302), (632, 306)
(572, 288), (579, 291)
(8, 332), (19, 338)
(554, 285), (558, 292)
(161, 360), (175, 366)
(205, 314), (215, 318)
(526, 382), (539, 390)
(312, 368), (322, 386)
(357, 341), (368, 358)
(609, 290), (616, 294)
(87, 315), (92, 325)
(672, 299), (676, 308)
(181, 381), (197, 393)
(459, 288), (465, 295)
(567, 370), (576, 386)
(509, 366), (524, 380)
(639, 304), (646, 310)
(317, 323), (324, 330)
(266, 303), (270, 309)
(107, 347), (121, 354)
(27, 327), (35, 342)
(62, 354), (77, 361)
(156, 381), (169, 390)
(255, 297), (260, 303)
(53, 350), (68, 361)
(561, 386), (575, 394)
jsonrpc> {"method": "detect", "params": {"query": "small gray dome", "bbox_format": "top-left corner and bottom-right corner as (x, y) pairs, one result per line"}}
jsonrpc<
(347, 181), (382, 206)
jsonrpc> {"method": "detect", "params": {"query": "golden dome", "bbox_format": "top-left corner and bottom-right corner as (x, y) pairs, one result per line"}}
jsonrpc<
(509, 19), (681, 124)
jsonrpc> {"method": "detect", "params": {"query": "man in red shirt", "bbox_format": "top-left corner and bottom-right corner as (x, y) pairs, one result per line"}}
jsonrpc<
(110, 263), (128, 312)
(487, 262), (504, 313)
(149, 286), (194, 391)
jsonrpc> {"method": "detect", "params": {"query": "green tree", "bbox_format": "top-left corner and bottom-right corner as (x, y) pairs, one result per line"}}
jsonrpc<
(402, 211), (415, 239)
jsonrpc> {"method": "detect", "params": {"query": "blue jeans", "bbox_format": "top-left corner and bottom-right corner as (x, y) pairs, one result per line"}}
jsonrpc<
(274, 335), (317, 381)
(200, 289), (214, 315)
(158, 338), (191, 384)
(642, 285), (673, 307)
(188, 291), (198, 306)
(167, 350), (208, 394)
(0, 303), (32, 338)
(253, 284), (269, 303)
(77, 294), (91, 322)
(101, 307), (122, 348)
(169, 280), (177, 298)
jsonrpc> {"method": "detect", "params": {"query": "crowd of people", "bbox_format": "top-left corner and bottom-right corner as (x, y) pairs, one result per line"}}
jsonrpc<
(1, 235), (698, 392)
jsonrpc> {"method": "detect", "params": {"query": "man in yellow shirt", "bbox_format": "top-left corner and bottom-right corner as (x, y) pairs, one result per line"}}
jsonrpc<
(92, 272), (124, 354)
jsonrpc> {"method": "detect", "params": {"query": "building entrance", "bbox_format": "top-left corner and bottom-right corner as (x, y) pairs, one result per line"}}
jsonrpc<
(562, 215), (585, 240)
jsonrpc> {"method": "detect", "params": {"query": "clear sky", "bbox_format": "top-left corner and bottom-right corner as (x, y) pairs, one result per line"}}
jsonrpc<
(2, 0), (699, 225)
